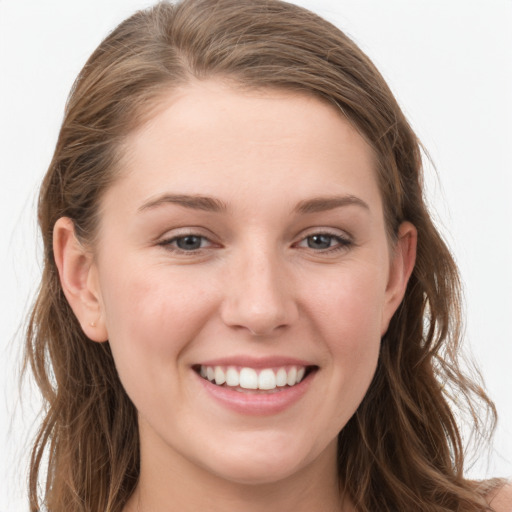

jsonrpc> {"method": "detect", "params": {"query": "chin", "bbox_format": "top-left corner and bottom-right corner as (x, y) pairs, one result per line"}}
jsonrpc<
(208, 457), (304, 486)
(196, 434), (326, 486)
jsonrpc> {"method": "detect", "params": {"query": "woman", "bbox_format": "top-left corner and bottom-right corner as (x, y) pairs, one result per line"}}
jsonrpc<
(24, 0), (511, 510)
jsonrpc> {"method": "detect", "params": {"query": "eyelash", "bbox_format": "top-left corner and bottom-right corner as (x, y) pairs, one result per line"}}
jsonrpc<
(158, 230), (352, 254)
(294, 232), (353, 253)
(158, 233), (214, 253)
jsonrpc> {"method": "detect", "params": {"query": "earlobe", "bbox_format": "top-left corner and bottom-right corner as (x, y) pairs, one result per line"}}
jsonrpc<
(53, 217), (108, 342)
(381, 221), (417, 336)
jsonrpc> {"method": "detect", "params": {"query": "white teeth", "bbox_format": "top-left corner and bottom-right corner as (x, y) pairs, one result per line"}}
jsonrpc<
(276, 368), (287, 387)
(199, 364), (310, 390)
(214, 366), (226, 385)
(226, 367), (240, 386)
(258, 369), (276, 390)
(239, 368), (258, 389)
(286, 366), (297, 386)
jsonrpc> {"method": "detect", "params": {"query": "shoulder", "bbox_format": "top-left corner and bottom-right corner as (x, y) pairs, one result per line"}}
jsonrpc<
(487, 480), (512, 512)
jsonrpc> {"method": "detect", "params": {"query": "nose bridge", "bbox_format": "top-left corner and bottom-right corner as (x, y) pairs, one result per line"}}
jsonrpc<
(221, 240), (297, 336)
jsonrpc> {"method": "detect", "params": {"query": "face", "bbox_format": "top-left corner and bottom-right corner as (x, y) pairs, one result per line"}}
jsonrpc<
(62, 81), (415, 489)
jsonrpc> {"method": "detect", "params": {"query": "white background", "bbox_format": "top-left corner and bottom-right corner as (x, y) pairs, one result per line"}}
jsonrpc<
(1, 0), (511, 509)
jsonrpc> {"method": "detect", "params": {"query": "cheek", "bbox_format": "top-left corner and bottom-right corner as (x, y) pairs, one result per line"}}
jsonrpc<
(97, 261), (221, 422)
(304, 265), (385, 404)
(307, 264), (387, 348)
(98, 260), (217, 373)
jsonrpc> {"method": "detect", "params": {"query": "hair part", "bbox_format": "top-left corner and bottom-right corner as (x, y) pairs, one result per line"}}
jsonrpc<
(25, 1), (497, 510)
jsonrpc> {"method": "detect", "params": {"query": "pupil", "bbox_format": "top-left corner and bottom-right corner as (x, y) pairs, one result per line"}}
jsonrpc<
(177, 236), (202, 250)
(308, 234), (331, 249)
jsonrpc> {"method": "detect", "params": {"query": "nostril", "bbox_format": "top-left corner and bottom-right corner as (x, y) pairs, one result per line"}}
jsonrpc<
(246, 322), (289, 337)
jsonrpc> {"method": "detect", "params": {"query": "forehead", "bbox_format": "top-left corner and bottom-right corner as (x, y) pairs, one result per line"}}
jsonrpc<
(108, 80), (382, 216)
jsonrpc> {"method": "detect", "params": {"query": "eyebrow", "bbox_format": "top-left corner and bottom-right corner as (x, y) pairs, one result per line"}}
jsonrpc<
(294, 195), (370, 214)
(138, 193), (369, 215)
(138, 194), (228, 213)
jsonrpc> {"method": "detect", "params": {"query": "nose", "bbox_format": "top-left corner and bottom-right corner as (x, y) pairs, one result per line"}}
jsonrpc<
(220, 247), (299, 336)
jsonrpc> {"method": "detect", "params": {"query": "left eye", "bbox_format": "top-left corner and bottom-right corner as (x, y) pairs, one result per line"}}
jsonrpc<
(163, 235), (211, 251)
(297, 233), (349, 250)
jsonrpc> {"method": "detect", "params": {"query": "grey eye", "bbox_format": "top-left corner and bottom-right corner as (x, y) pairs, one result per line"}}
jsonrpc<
(176, 235), (204, 250)
(306, 234), (335, 250)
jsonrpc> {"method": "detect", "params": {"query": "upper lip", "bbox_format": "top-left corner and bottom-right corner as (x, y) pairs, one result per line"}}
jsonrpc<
(195, 356), (315, 369)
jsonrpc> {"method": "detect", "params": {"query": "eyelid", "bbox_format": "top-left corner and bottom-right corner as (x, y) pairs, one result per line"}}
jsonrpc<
(156, 226), (215, 241)
(296, 226), (353, 241)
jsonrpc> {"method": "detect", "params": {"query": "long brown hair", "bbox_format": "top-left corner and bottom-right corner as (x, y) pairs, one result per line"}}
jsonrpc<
(25, 0), (497, 510)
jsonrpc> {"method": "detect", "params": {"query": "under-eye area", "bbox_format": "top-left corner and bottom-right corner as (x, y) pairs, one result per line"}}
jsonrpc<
(193, 365), (319, 392)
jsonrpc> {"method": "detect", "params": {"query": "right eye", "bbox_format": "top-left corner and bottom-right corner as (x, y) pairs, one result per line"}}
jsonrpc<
(159, 234), (213, 252)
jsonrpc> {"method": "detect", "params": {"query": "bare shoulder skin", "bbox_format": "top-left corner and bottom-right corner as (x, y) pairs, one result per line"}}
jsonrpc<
(488, 481), (512, 512)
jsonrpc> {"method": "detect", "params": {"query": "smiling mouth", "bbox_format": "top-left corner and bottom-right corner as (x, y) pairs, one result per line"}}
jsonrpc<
(194, 365), (317, 393)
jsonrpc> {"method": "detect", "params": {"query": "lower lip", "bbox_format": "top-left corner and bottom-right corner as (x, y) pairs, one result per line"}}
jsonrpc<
(195, 370), (315, 415)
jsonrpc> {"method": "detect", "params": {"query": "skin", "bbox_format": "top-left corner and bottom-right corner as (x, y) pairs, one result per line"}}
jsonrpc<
(488, 483), (512, 512)
(54, 81), (417, 512)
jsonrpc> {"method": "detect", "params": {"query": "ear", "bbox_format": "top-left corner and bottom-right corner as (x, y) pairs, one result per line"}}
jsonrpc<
(53, 217), (108, 342)
(381, 221), (417, 336)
